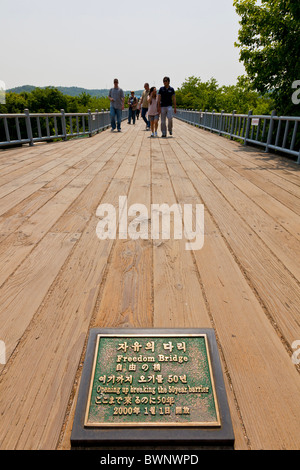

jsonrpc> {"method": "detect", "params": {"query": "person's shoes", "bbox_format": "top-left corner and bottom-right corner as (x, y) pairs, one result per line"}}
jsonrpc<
(111, 128), (115, 132)
(154, 131), (157, 137)
(169, 130), (172, 135)
(118, 129), (121, 132)
(151, 133), (154, 137)
(146, 126), (150, 131)
(161, 134), (166, 138)
(127, 122), (131, 124)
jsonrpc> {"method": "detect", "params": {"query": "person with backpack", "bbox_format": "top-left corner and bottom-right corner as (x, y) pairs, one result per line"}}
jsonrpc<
(127, 91), (138, 125)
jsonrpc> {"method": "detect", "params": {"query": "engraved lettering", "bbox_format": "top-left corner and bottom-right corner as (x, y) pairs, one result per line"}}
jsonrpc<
(85, 334), (220, 428)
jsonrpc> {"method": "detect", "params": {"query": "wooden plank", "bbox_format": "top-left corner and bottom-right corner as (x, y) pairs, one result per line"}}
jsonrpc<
(0, 132), (126, 238)
(178, 126), (300, 278)
(51, 130), (136, 234)
(92, 130), (153, 329)
(0, 140), (82, 184)
(0, 126), (141, 449)
(192, 123), (300, 185)
(58, 127), (148, 448)
(214, 147), (300, 215)
(180, 123), (300, 225)
(164, 131), (300, 449)
(158, 138), (248, 449)
(170, 129), (300, 347)
(0, 132), (122, 217)
(16, 129), (139, 449)
(0, 133), (129, 287)
(151, 137), (209, 328)
(0, 231), (80, 370)
(58, 125), (210, 449)
(0, 158), (67, 200)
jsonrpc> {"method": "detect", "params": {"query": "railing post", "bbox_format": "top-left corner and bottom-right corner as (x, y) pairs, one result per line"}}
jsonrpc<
(88, 109), (92, 137)
(196, 110), (199, 127)
(24, 109), (34, 146)
(95, 109), (99, 133)
(198, 109), (202, 128)
(265, 110), (276, 153)
(210, 110), (215, 132)
(219, 110), (224, 135)
(105, 109), (109, 129)
(244, 110), (253, 145)
(204, 110), (208, 129)
(100, 109), (104, 130)
(230, 110), (236, 140)
(60, 109), (67, 141)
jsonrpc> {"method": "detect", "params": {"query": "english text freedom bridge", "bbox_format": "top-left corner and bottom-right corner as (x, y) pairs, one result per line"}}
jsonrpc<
(0, 110), (299, 449)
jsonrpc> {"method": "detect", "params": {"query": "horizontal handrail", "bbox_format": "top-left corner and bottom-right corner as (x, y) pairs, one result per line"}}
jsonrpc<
(175, 109), (300, 164)
(0, 108), (129, 147)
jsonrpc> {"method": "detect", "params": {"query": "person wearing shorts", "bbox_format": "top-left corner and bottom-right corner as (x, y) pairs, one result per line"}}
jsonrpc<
(147, 87), (159, 137)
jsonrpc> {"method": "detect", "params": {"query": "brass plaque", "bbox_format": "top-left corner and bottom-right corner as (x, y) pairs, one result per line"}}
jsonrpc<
(84, 333), (221, 427)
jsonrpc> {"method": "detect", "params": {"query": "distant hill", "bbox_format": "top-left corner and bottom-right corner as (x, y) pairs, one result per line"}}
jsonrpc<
(7, 85), (144, 97)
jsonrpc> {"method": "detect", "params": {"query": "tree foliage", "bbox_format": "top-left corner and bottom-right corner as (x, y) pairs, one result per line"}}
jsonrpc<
(234, 0), (300, 115)
(175, 75), (274, 114)
(1, 77), (275, 118)
(0, 86), (111, 114)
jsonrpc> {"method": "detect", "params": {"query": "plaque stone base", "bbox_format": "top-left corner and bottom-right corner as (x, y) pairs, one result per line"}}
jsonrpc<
(71, 328), (235, 449)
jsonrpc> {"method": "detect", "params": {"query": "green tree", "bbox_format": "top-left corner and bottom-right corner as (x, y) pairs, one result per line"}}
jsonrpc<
(176, 75), (274, 114)
(176, 76), (219, 110)
(0, 92), (27, 113)
(234, 0), (300, 115)
(26, 87), (68, 112)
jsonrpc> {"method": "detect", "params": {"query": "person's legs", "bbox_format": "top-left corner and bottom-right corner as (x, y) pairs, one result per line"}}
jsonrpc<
(110, 106), (116, 130)
(167, 106), (173, 134)
(154, 116), (159, 133)
(160, 107), (167, 136)
(149, 116), (154, 135)
(116, 108), (122, 131)
(141, 108), (150, 129)
(132, 109), (136, 125)
(128, 107), (132, 124)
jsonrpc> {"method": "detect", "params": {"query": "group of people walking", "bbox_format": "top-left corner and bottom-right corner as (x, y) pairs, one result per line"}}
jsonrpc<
(108, 77), (176, 137)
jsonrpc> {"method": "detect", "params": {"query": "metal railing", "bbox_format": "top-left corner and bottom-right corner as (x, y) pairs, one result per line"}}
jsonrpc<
(176, 109), (300, 164)
(0, 108), (129, 147)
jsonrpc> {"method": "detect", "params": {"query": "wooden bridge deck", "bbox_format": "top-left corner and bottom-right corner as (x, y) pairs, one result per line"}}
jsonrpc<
(0, 118), (299, 450)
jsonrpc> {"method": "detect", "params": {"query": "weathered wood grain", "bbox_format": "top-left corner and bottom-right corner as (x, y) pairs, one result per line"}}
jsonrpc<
(0, 119), (299, 450)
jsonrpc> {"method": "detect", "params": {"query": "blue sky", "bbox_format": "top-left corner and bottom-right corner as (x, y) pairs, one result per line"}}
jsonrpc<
(0, 0), (245, 90)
